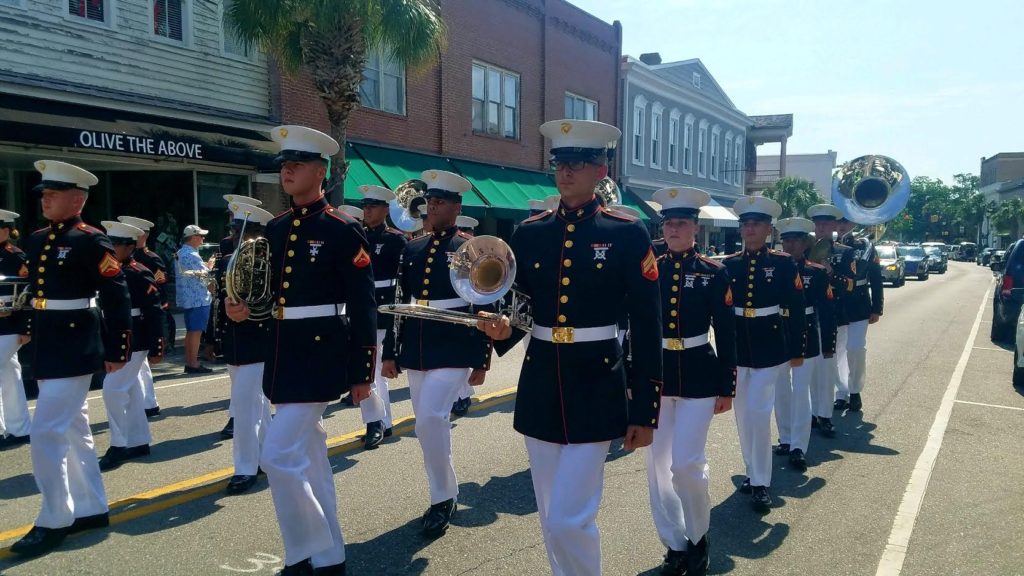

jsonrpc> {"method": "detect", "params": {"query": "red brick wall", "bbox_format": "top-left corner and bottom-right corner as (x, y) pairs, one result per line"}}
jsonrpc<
(275, 0), (621, 173)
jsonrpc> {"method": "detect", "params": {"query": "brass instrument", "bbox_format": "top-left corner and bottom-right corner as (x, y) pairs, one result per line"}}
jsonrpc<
(378, 235), (533, 330)
(388, 179), (427, 233)
(224, 214), (274, 321)
(594, 177), (621, 206)
(832, 155), (910, 260)
(0, 276), (30, 314)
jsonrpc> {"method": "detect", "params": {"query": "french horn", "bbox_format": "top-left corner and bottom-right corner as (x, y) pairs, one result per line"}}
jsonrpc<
(388, 179), (427, 233)
(224, 214), (274, 321)
(378, 235), (532, 330)
(0, 276), (30, 314)
(594, 177), (621, 206)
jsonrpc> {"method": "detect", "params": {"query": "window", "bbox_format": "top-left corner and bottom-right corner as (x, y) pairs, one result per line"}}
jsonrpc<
(723, 133), (733, 184)
(734, 137), (744, 186)
(153, 0), (184, 41)
(668, 111), (680, 172)
(650, 103), (663, 169)
(683, 114), (694, 174)
(68, 0), (107, 23)
(692, 72), (701, 88)
(361, 46), (406, 115)
(697, 120), (708, 177)
(632, 95), (647, 166)
(710, 125), (720, 180)
(222, 0), (249, 57)
(472, 62), (519, 139)
(564, 93), (597, 120)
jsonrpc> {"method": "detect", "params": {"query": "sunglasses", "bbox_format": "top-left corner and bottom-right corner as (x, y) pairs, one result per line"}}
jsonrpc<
(548, 159), (597, 172)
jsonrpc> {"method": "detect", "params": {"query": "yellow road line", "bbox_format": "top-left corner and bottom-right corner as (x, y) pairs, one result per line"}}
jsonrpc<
(0, 386), (517, 548)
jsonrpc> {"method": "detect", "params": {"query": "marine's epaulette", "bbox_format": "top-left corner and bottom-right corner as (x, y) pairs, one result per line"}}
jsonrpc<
(4, 243), (15, 253)
(130, 260), (150, 273)
(325, 207), (356, 224)
(599, 206), (636, 222)
(456, 230), (473, 240)
(723, 251), (743, 259)
(522, 209), (553, 224)
(696, 254), (725, 268)
(77, 223), (101, 234)
(385, 227), (405, 236)
(32, 226), (49, 236)
(769, 249), (791, 257)
(805, 261), (827, 270)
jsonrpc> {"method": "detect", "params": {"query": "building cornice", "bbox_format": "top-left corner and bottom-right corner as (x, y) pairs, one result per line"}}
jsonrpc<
(622, 58), (750, 126)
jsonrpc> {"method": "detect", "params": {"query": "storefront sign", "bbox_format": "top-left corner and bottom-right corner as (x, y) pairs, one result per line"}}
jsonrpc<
(77, 130), (204, 159)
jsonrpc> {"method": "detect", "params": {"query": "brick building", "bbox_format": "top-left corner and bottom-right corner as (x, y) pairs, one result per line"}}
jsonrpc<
(269, 0), (648, 234)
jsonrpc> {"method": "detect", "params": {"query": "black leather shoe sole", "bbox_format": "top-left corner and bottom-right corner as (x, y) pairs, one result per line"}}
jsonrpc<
(750, 489), (772, 512)
(739, 478), (752, 493)
(422, 501), (457, 538)
(10, 526), (68, 557)
(363, 430), (384, 450)
(221, 418), (235, 439)
(145, 407), (161, 418)
(789, 451), (808, 472)
(774, 443), (790, 455)
(0, 434), (30, 449)
(383, 427), (393, 438)
(226, 475), (258, 495)
(68, 512), (110, 534)
(849, 394), (863, 412)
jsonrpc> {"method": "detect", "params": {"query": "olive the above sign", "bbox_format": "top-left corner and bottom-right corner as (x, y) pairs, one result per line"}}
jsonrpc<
(77, 130), (204, 160)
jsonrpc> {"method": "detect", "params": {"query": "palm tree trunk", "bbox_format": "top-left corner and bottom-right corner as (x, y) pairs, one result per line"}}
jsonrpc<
(301, 20), (368, 206)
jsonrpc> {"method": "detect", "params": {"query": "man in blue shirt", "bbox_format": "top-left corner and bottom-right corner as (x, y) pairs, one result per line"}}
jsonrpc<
(176, 224), (213, 374)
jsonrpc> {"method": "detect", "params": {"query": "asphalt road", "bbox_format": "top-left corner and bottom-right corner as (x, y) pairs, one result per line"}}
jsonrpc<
(0, 260), (1020, 576)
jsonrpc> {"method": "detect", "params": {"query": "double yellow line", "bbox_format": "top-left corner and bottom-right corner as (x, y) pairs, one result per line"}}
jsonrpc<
(0, 386), (517, 558)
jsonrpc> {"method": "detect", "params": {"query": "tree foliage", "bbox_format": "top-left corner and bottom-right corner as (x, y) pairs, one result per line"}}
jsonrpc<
(762, 177), (822, 219)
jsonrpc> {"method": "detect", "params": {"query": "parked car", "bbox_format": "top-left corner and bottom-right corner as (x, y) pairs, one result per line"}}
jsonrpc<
(992, 239), (1024, 342)
(959, 242), (978, 262)
(923, 246), (948, 273)
(1014, 300), (1024, 387)
(978, 247), (995, 266)
(897, 245), (931, 280)
(875, 244), (906, 286)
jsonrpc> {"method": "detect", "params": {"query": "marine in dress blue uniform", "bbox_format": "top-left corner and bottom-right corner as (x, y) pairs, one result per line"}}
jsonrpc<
(484, 120), (663, 576)
(0, 209), (31, 447)
(97, 221), (165, 471)
(117, 215), (167, 418)
(381, 170), (494, 538)
(772, 218), (837, 471)
(645, 187), (736, 576)
(226, 125), (376, 576)
(834, 216), (883, 412)
(11, 161), (132, 557)
(219, 203), (274, 495)
(723, 195), (805, 512)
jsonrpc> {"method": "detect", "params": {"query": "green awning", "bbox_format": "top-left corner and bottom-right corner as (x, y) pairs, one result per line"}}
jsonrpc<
(619, 187), (653, 221)
(349, 143), (487, 217)
(342, 143), (387, 201)
(449, 159), (557, 220)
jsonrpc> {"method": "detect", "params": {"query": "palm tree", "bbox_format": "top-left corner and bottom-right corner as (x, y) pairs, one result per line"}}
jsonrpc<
(991, 198), (1024, 241)
(229, 0), (446, 201)
(762, 176), (821, 219)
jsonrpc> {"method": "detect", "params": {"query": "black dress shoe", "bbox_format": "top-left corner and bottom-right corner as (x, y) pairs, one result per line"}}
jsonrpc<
(774, 442), (791, 455)
(659, 548), (687, 576)
(421, 498), (456, 538)
(383, 427), (393, 438)
(68, 512), (110, 534)
(0, 433), (30, 448)
(184, 365), (213, 374)
(451, 397), (471, 417)
(834, 398), (849, 410)
(364, 421), (384, 450)
(789, 449), (808, 471)
(751, 486), (772, 511)
(99, 444), (150, 471)
(313, 562), (347, 575)
(739, 477), (752, 493)
(277, 558), (314, 576)
(811, 416), (820, 429)
(145, 406), (161, 418)
(687, 535), (710, 576)
(221, 417), (234, 439)
(818, 417), (837, 437)
(10, 526), (68, 557)
(226, 475), (258, 495)
(849, 393), (863, 412)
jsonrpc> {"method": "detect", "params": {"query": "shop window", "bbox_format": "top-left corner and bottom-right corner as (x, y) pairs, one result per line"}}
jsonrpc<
(472, 62), (519, 139)
(361, 45), (406, 115)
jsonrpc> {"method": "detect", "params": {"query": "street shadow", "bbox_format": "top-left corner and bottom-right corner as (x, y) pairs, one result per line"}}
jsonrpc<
(451, 469), (537, 529)
(830, 412), (901, 456)
(158, 398), (230, 419)
(0, 472), (37, 500)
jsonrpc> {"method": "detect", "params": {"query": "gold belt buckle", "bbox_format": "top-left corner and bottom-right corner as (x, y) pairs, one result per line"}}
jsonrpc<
(743, 307), (756, 318)
(666, 338), (684, 351)
(551, 327), (575, 344)
(33, 298), (47, 311)
(272, 305), (284, 320)
(417, 299), (429, 306)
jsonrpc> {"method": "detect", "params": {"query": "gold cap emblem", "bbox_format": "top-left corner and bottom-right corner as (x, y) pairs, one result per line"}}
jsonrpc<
(668, 189), (678, 198)
(560, 122), (572, 135)
(279, 128), (288, 138)
(428, 171), (438, 181)
(359, 185), (368, 193)
(748, 196), (757, 204)
(38, 161), (46, 171)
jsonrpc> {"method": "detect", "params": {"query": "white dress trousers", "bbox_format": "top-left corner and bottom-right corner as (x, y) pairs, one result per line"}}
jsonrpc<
(836, 320), (868, 399)
(646, 396), (716, 551)
(812, 330), (837, 418)
(31, 374), (108, 529)
(406, 367), (470, 504)
(0, 334), (30, 437)
(834, 324), (849, 400)
(735, 364), (784, 487)
(139, 357), (159, 410)
(774, 355), (819, 452)
(525, 436), (611, 576)
(358, 330), (393, 427)
(102, 350), (152, 448)
(227, 363), (270, 476)
(456, 379), (473, 402)
(261, 402), (345, 568)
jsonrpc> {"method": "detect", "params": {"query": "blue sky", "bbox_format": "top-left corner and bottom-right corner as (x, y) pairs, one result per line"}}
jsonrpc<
(570, 0), (1023, 185)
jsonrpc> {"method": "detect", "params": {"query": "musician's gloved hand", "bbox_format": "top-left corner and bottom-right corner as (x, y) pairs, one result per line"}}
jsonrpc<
(225, 298), (250, 322)
(382, 360), (399, 379)
(477, 313), (512, 340)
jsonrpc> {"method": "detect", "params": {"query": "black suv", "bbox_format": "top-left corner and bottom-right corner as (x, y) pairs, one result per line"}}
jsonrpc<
(991, 239), (1024, 342)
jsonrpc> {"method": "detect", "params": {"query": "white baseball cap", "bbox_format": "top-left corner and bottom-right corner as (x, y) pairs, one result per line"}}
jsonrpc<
(182, 224), (209, 238)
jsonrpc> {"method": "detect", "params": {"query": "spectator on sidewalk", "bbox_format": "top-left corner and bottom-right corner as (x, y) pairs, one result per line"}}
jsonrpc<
(176, 225), (213, 374)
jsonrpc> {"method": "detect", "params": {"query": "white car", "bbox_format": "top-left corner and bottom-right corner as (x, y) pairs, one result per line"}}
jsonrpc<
(1014, 294), (1024, 387)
